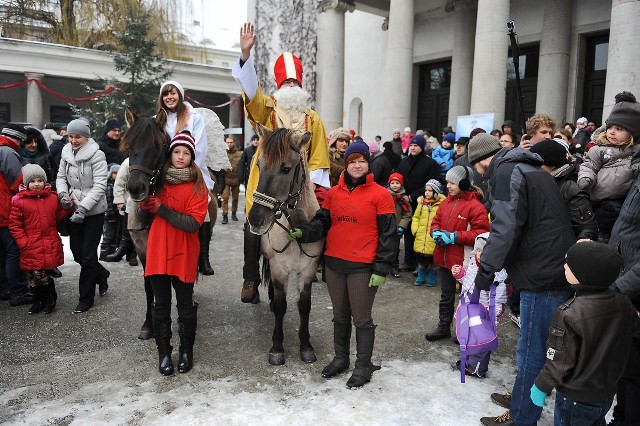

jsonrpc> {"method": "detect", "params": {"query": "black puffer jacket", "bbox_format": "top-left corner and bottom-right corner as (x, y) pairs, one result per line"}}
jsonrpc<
(396, 150), (440, 208)
(481, 147), (574, 292)
(534, 290), (636, 403)
(97, 134), (127, 165)
(552, 164), (598, 241)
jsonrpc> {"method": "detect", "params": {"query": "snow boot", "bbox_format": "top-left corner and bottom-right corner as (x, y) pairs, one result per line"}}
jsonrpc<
(177, 303), (198, 373)
(425, 306), (453, 341)
(42, 279), (57, 314)
(346, 326), (380, 388)
(153, 304), (174, 376)
(414, 267), (426, 286)
(197, 225), (214, 275)
(426, 267), (437, 287)
(321, 322), (352, 378)
(28, 286), (46, 315)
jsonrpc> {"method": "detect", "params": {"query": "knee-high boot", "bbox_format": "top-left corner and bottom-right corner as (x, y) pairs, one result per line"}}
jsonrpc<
(138, 278), (154, 340)
(177, 302), (198, 373)
(321, 322), (352, 378)
(153, 303), (174, 376)
(42, 278), (57, 314)
(346, 326), (380, 388)
(198, 225), (214, 275)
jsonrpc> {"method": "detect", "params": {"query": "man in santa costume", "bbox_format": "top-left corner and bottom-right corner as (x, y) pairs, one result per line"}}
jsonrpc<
(232, 22), (330, 304)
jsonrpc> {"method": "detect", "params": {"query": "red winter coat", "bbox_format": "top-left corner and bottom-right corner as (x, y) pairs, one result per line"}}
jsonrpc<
(9, 184), (73, 271)
(144, 181), (208, 284)
(431, 190), (489, 268)
(0, 135), (24, 227)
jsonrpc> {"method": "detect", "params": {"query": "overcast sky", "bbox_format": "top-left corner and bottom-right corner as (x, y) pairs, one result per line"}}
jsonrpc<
(178, 0), (247, 50)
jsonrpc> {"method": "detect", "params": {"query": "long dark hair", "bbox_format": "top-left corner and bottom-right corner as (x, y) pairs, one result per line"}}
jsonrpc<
(156, 83), (188, 136)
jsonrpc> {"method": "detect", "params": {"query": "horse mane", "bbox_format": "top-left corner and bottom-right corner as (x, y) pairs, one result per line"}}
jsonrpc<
(261, 128), (293, 168)
(120, 115), (167, 152)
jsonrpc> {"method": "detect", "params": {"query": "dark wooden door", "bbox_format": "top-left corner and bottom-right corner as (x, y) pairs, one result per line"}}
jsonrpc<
(582, 33), (609, 126)
(417, 61), (451, 135)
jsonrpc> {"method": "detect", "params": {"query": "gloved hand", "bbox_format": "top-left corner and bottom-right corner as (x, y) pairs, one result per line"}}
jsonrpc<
(69, 206), (88, 223)
(140, 196), (161, 215)
(451, 264), (465, 280)
(432, 230), (446, 246)
(530, 384), (547, 408)
(287, 228), (303, 241)
(396, 226), (405, 236)
(474, 267), (495, 291)
(368, 274), (386, 288)
(58, 192), (73, 209)
(440, 231), (457, 245)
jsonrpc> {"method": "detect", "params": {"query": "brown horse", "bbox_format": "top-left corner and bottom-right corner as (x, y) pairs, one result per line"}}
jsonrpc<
(247, 124), (324, 365)
(120, 109), (218, 338)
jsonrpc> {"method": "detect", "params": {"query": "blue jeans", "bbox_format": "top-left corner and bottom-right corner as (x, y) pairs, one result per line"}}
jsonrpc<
(554, 392), (612, 426)
(510, 289), (572, 426)
(0, 227), (29, 298)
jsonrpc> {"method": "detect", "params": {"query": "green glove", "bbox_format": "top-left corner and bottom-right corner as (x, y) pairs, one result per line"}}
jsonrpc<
(368, 274), (386, 288)
(287, 228), (303, 241)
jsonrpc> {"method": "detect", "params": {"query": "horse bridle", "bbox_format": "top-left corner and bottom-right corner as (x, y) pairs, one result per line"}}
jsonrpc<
(128, 164), (162, 195)
(252, 155), (318, 258)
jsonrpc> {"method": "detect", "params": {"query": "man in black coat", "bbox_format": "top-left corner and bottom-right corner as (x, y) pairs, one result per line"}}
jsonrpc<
(238, 134), (258, 187)
(370, 141), (401, 186)
(97, 118), (126, 165)
(396, 135), (440, 270)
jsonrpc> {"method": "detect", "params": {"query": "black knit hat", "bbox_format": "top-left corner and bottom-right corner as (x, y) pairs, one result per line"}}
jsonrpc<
(104, 118), (121, 133)
(344, 140), (371, 163)
(606, 100), (640, 140)
(565, 242), (623, 290)
(467, 133), (502, 165)
(530, 139), (568, 169)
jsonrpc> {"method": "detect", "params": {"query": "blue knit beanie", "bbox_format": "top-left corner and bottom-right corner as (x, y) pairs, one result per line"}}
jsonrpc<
(344, 140), (371, 163)
(409, 135), (426, 150)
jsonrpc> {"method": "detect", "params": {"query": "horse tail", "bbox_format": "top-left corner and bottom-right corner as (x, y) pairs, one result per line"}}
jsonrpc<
(261, 258), (274, 304)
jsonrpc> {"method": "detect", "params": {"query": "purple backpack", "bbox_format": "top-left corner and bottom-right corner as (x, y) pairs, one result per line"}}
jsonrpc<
(455, 284), (498, 383)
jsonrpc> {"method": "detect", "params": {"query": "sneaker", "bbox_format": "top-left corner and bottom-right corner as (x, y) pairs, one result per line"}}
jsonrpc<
(480, 410), (513, 426)
(451, 360), (484, 378)
(508, 313), (521, 328)
(231, 213), (238, 221)
(491, 391), (512, 409)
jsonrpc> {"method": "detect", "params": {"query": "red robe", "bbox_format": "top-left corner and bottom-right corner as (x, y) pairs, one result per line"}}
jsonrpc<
(145, 181), (208, 284)
(9, 184), (73, 271)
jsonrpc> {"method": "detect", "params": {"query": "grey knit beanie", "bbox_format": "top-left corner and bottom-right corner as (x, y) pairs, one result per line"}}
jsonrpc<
(605, 101), (640, 140)
(425, 179), (443, 197)
(67, 118), (91, 137)
(468, 133), (502, 165)
(22, 164), (46, 185)
(445, 165), (473, 188)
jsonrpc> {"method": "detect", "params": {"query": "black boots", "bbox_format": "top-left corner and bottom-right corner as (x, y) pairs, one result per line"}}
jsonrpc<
(346, 326), (380, 388)
(425, 306), (454, 341)
(104, 242), (132, 262)
(153, 305), (174, 376)
(177, 303), (198, 373)
(28, 286), (46, 315)
(322, 322), (352, 378)
(198, 225), (214, 275)
(42, 279), (57, 314)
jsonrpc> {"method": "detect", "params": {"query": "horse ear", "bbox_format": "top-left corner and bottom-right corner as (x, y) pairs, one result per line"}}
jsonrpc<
(293, 131), (312, 151)
(156, 109), (168, 130)
(125, 107), (137, 127)
(255, 123), (271, 141)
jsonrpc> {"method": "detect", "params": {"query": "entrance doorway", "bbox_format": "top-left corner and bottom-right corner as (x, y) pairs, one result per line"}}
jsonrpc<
(582, 33), (609, 126)
(417, 61), (451, 135)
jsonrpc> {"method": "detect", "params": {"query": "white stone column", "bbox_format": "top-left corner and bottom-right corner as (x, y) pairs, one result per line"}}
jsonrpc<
(448, 1), (478, 127)
(469, 0), (509, 129)
(25, 73), (44, 128)
(316, 1), (352, 133)
(535, 0), (572, 122)
(383, 0), (415, 135)
(603, 0), (640, 118)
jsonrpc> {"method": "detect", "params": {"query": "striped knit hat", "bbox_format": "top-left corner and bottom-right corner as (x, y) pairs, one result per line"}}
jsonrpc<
(169, 131), (196, 157)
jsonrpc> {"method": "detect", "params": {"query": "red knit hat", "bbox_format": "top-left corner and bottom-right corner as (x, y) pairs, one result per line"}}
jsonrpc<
(274, 52), (303, 89)
(388, 172), (404, 186)
(169, 131), (196, 157)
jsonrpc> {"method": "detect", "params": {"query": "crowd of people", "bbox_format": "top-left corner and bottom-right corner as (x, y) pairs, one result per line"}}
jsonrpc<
(2, 18), (639, 425)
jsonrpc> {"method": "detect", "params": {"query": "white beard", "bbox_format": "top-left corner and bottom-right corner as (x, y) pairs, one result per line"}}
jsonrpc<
(273, 86), (311, 114)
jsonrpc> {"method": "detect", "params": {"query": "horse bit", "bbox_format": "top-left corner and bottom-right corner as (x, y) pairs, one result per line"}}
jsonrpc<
(252, 159), (318, 258)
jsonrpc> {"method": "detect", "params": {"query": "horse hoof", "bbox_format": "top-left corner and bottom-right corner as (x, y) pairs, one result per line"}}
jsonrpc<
(300, 351), (317, 363)
(268, 353), (285, 365)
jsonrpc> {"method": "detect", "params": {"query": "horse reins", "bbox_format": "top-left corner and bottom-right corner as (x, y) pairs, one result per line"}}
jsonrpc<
(252, 158), (318, 258)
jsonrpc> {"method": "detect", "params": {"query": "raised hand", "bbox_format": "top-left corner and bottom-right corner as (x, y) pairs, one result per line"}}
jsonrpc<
(240, 22), (256, 62)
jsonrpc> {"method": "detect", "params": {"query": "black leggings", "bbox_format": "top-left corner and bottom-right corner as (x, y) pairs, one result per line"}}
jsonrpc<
(149, 275), (194, 315)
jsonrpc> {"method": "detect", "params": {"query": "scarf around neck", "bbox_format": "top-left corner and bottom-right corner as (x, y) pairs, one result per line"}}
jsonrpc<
(165, 166), (195, 185)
